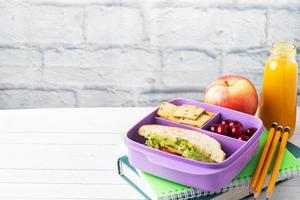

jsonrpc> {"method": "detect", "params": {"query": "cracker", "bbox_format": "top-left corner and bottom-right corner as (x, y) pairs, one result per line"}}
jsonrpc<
(177, 111), (214, 127)
(173, 104), (205, 120)
(205, 111), (215, 117)
(196, 114), (213, 126)
(177, 118), (204, 127)
(157, 102), (179, 121)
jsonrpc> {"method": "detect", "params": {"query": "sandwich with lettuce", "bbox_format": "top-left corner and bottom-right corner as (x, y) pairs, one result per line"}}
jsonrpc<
(138, 125), (226, 163)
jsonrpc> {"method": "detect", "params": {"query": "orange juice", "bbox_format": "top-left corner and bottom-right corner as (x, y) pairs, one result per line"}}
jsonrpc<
(259, 42), (298, 138)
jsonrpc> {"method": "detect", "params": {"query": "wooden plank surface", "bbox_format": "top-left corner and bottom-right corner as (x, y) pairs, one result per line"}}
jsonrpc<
(0, 107), (152, 200)
(0, 107), (298, 200)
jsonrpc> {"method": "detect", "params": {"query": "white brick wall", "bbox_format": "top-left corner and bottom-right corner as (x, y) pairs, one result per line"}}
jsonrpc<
(78, 89), (135, 107)
(43, 68), (112, 86)
(0, 0), (299, 108)
(86, 6), (144, 44)
(0, 89), (76, 109)
(268, 10), (300, 44)
(0, 6), (84, 44)
(0, 48), (42, 67)
(149, 8), (266, 48)
(44, 48), (160, 69)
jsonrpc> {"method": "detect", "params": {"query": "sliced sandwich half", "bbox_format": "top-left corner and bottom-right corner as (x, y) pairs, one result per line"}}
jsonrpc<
(138, 125), (226, 163)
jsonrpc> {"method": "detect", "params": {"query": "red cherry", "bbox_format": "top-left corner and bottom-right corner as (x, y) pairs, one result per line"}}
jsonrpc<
(229, 121), (243, 129)
(226, 125), (232, 135)
(216, 124), (229, 135)
(245, 127), (257, 137)
(221, 119), (234, 126)
(238, 135), (250, 141)
(210, 124), (219, 133)
(230, 125), (244, 138)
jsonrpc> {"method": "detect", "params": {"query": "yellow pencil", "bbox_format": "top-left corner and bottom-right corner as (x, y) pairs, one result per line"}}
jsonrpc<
(253, 125), (283, 199)
(266, 127), (290, 200)
(249, 122), (278, 193)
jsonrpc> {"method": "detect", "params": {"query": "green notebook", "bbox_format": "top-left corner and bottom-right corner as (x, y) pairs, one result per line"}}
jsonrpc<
(119, 130), (300, 199)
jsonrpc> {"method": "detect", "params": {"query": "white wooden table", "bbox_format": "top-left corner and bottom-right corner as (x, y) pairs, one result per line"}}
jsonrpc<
(0, 107), (298, 200)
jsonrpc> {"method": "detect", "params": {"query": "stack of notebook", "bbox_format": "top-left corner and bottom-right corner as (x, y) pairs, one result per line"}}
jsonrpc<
(117, 130), (300, 200)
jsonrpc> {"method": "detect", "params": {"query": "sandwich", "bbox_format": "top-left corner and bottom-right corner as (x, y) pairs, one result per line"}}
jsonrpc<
(138, 125), (226, 163)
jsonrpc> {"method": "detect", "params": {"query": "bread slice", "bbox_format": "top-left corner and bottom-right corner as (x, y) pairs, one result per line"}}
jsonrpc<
(139, 125), (226, 163)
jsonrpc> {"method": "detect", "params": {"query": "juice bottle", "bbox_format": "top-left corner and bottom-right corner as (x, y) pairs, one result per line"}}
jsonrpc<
(259, 42), (298, 138)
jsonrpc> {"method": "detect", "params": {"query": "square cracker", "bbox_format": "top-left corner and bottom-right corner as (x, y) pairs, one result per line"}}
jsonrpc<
(196, 113), (213, 126)
(205, 111), (215, 117)
(173, 104), (205, 120)
(177, 112), (214, 127)
(177, 118), (204, 127)
(157, 102), (179, 121)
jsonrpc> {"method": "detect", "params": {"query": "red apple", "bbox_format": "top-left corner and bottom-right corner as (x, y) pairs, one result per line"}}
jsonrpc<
(204, 75), (258, 115)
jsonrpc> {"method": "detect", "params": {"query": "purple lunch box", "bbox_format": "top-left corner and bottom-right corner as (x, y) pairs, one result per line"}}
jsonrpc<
(125, 98), (264, 192)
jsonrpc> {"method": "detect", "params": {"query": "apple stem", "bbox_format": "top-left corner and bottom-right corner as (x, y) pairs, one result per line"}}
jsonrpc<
(224, 80), (230, 87)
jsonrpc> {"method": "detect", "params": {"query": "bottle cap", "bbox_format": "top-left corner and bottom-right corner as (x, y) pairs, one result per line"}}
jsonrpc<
(270, 42), (296, 57)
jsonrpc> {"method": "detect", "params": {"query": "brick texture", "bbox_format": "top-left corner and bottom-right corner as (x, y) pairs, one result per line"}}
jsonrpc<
(223, 49), (268, 91)
(0, 6), (83, 44)
(268, 10), (300, 47)
(44, 48), (160, 69)
(78, 89), (135, 107)
(0, 48), (42, 67)
(0, 0), (299, 108)
(0, 89), (76, 109)
(86, 6), (143, 44)
(0, 67), (42, 85)
(43, 68), (113, 87)
(161, 50), (220, 88)
(149, 8), (266, 48)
